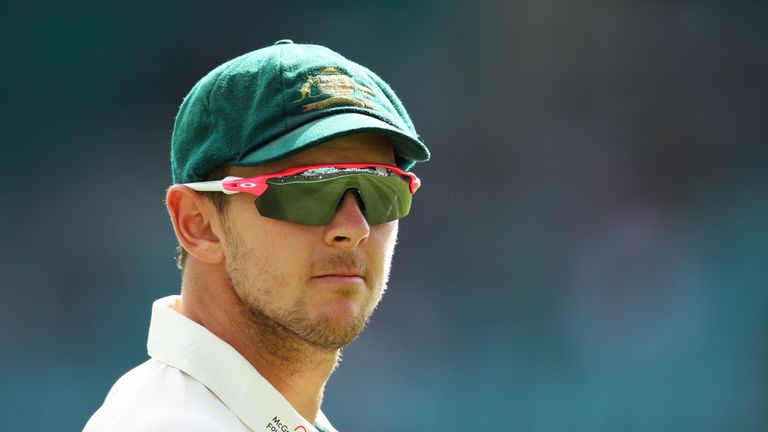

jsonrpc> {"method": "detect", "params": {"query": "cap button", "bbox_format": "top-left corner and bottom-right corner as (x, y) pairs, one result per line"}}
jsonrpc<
(273, 39), (294, 45)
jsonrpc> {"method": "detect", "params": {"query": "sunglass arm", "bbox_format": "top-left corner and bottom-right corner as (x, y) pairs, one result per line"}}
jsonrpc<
(182, 176), (243, 195)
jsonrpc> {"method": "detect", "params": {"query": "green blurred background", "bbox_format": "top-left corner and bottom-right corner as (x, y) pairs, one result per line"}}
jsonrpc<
(1, 1), (767, 431)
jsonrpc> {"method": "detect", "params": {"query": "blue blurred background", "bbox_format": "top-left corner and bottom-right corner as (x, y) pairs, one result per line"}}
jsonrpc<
(1, 1), (767, 431)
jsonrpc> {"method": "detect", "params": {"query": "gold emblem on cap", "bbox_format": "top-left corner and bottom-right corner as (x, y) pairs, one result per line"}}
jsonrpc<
(296, 67), (378, 112)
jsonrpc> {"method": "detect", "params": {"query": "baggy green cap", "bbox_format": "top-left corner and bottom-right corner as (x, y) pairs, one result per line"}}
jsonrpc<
(171, 40), (430, 184)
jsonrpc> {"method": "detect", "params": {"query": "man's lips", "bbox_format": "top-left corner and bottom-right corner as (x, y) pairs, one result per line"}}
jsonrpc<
(313, 274), (364, 279)
(312, 272), (366, 282)
(312, 267), (365, 277)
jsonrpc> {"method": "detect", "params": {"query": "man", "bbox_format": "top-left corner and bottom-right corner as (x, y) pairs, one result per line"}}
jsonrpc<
(83, 39), (430, 432)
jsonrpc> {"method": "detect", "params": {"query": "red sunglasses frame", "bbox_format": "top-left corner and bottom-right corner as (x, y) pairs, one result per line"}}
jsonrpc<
(183, 163), (421, 196)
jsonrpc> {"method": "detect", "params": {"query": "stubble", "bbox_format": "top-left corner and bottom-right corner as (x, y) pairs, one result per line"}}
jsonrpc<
(223, 224), (387, 366)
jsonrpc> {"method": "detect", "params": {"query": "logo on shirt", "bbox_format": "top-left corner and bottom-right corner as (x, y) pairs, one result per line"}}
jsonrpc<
(266, 416), (306, 432)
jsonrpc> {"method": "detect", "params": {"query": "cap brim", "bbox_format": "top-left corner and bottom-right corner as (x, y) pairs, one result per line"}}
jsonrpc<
(236, 113), (430, 169)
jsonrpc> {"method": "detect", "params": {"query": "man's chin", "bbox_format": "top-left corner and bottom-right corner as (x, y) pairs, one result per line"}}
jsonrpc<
(296, 314), (369, 351)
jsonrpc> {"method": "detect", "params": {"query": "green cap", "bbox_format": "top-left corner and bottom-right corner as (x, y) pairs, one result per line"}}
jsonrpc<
(171, 40), (430, 184)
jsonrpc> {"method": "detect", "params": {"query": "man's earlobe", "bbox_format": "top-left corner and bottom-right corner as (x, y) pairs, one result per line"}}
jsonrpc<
(166, 185), (224, 265)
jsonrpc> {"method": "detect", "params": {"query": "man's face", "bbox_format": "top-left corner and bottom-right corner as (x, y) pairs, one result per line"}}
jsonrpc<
(218, 134), (399, 351)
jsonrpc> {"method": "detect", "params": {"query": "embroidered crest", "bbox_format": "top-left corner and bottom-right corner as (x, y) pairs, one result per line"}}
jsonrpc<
(296, 67), (378, 112)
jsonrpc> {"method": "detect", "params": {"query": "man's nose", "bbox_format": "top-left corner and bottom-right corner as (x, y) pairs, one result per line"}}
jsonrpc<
(323, 190), (370, 248)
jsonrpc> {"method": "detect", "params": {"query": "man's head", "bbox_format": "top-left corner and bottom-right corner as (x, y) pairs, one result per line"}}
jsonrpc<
(165, 41), (429, 351)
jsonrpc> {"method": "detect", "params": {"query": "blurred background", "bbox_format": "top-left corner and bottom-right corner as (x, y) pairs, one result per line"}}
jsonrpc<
(1, 0), (766, 431)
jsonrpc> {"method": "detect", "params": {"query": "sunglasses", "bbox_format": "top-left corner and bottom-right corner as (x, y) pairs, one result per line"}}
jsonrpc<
(182, 163), (421, 226)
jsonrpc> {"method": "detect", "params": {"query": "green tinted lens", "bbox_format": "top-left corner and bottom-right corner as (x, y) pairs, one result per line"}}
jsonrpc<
(255, 173), (412, 225)
(353, 175), (412, 224)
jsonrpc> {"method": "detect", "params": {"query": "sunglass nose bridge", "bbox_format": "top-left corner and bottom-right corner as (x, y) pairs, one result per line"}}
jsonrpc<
(335, 188), (366, 213)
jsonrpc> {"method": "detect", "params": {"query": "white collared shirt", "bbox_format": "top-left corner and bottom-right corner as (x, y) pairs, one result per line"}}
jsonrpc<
(84, 295), (338, 432)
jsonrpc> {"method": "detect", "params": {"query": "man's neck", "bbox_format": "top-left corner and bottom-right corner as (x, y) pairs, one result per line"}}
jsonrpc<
(179, 269), (339, 424)
(227, 305), (341, 424)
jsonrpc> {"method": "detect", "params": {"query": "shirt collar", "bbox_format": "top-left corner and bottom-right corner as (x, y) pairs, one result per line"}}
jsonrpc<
(147, 295), (338, 432)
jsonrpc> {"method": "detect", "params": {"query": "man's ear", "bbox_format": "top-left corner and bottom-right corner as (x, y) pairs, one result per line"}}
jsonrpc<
(166, 185), (225, 265)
